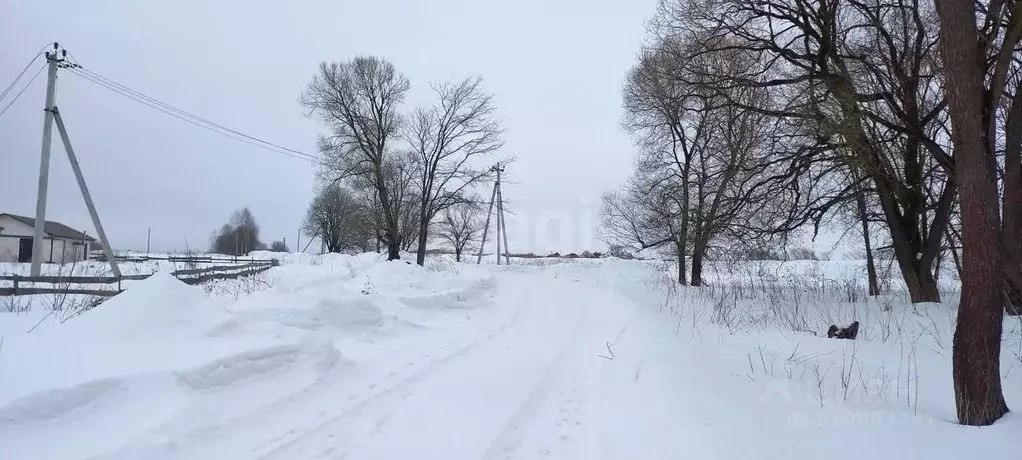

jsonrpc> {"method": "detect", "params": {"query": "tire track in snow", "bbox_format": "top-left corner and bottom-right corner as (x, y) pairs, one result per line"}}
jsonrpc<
(253, 288), (531, 459)
(89, 285), (524, 460)
(264, 269), (592, 460)
(479, 295), (588, 460)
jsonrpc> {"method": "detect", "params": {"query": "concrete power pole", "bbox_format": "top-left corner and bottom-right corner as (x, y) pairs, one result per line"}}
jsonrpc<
(30, 44), (62, 276)
(29, 43), (121, 276)
(476, 163), (510, 265)
(496, 168), (511, 265)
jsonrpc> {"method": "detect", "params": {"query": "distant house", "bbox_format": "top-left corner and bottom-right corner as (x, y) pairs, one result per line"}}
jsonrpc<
(0, 213), (96, 264)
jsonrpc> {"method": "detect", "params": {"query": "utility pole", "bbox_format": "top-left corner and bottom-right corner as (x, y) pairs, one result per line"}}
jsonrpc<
(30, 43), (63, 276)
(476, 163), (510, 265)
(497, 167), (511, 265)
(147, 227), (151, 254)
(495, 172), (502, 266)
(28, 43), (121, 275)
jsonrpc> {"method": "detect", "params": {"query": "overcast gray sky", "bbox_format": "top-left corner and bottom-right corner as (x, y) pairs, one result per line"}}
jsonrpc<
(0, 0), (658, 254)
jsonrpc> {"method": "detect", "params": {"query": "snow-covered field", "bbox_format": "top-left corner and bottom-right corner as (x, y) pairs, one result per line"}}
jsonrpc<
(1, 253), (1020, 459)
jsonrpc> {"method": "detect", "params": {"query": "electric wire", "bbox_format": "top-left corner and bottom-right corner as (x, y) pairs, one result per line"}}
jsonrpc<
(0, 45), (48, 103)
(74, 66), (318, 161)
(63, 64), (322, 165)
(0, 63), (46, 118)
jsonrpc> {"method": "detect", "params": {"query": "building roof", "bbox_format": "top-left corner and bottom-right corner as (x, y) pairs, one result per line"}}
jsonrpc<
(0, 213), (97, 242)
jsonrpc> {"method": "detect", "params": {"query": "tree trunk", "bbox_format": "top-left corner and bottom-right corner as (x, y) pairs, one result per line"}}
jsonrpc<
(374, 165), (401, 261)
(690, 239), (706, 287)
(678, 180), (690, 286)
(856, 187), (880, 296)
(675, 238), (687, 286)
(455, 247), (462, 262)
(864, 238), (879, 296)
(829, 69), (948, 304)
(1002, 82), (1022, 315)
(387, 240), (401, 260)
(678, 225), (686, 284)
(935, 0), (1009, 425)
(890, 237), (941, 303)
(896, 258), (940, 303)
(415, 215), (429, 266)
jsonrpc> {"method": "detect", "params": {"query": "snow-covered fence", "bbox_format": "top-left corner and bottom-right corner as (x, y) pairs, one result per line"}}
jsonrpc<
(171, 260), (278, 285)
(90, 254), (271, 264)
(0, 259), (279, 297)
(0, 274), (152, 297)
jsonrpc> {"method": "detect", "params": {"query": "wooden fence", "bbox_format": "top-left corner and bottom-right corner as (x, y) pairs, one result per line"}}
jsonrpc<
(0, 259), (278, 297)
(90, 254), (272, 264)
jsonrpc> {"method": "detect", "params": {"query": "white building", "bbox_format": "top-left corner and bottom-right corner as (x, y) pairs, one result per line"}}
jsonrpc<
(0, 213), (96, 264)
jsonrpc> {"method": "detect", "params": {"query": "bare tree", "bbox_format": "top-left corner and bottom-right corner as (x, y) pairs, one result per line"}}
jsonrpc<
(934, 0), (1015, 426)
(341, 156), (420, 255)
(437, 201), (484, 262)
(384, 153), (422, 253)
(618, 34), (772, 286)
(407, 77), (504, 266)
(301, 57), (410, 260)
(653, 0), (955, 302)
(303, 184), (375, 253)
(622, 41), (698, 284)
(600, 174), (682, 255)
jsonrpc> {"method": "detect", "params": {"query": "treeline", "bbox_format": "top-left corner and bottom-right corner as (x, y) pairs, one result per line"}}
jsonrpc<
(208, 207), (288, 255)
(602, 0), (1018, 426)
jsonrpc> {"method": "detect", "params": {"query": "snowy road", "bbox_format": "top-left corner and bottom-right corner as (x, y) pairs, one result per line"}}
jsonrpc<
(258, 269), (614, 460)
(93, 264), (666, 460)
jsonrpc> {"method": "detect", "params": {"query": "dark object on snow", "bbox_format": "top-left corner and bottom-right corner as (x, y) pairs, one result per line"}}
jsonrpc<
(827, 321), (860, 340)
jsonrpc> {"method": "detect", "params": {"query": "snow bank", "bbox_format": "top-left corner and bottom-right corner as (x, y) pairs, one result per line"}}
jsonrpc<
(0, 254), (498, 407)
(71, 272), (228, 337)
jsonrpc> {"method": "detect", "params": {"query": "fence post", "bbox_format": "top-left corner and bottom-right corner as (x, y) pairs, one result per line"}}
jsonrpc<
(117, 275), (122, 292)
(12, 275), (18, 296)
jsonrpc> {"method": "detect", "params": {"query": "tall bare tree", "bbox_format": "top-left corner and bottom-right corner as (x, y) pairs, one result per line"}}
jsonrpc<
(407, 77), (504, 266)
(622, 41), (698, 284)
(301, 57), (410, 260)
(618, 34), (772, 285)
(934, 0), (1018, 426)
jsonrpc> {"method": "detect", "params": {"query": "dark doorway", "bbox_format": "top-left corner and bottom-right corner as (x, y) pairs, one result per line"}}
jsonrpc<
(18, 238), (33, 263)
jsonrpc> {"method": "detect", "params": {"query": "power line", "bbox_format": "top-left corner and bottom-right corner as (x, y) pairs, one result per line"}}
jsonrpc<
(66, 67), (320, 163)
(75, 67), (317, 161)
(62, 63), (323, 165)
(0, 63), (46, 118)
(68, 68), (319, 163)
(0, 45), (48, 103)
